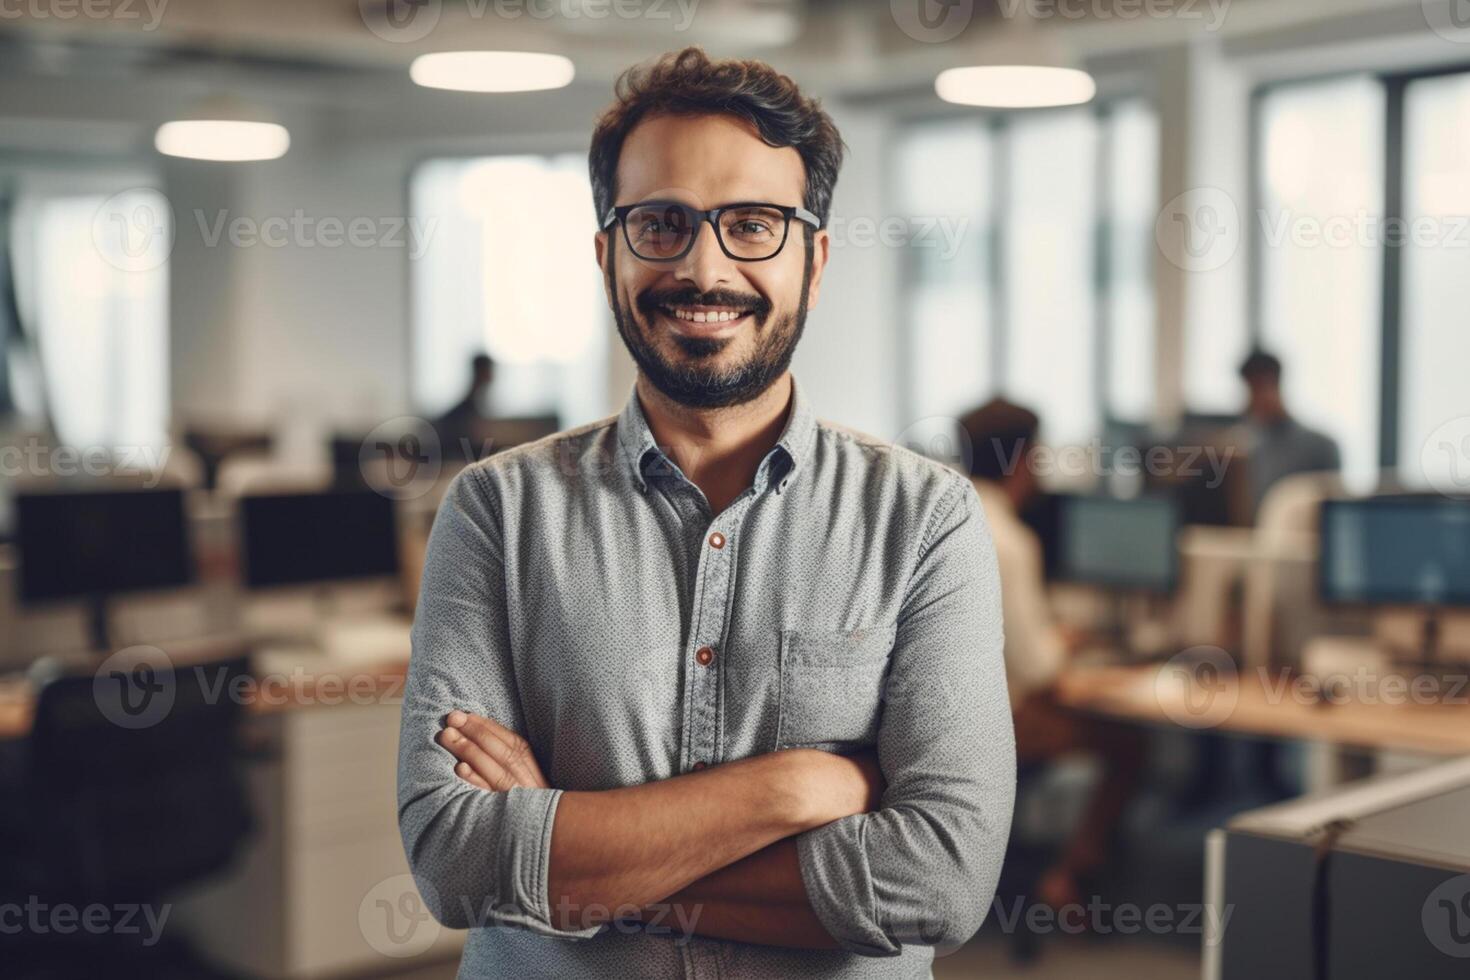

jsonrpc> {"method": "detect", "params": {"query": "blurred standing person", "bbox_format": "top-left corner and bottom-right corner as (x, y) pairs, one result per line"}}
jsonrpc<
(1236, 349), (1341, 518)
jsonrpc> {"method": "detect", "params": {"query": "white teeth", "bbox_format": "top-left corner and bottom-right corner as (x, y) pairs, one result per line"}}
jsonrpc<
(669, 308), (743, 323)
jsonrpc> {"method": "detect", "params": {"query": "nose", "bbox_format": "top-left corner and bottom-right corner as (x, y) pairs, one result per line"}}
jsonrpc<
(671, 216), (733, 293)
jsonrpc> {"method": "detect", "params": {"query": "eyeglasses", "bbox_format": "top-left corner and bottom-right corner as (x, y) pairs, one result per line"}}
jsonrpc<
(603, 201), (821, 263)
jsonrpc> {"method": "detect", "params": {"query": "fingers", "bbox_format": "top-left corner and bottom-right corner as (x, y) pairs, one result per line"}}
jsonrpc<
(454, 760), (491, 790)
(437, 725), (515, 791)
(448, 711), (546, 789)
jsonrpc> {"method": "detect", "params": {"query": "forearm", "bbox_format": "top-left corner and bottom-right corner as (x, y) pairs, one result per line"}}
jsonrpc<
(647, 837), (838, 949)
(548, 749), (868, 930)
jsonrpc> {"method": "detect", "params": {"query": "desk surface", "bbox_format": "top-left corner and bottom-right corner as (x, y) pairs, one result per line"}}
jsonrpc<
(7, 654), (1468, 755)
(1054, 662), (1470, 756)
(0, 657), (408, 740)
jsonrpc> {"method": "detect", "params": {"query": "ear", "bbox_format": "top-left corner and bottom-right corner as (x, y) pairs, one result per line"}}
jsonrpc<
(804, 228), (831, 310)
(594, 230), (614, 308)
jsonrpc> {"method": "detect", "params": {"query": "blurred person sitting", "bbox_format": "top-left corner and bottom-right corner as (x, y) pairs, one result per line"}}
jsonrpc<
(961, 398), (1146, 914)
(1236, 349), (1341, 520)
(434, 353), (496, 463)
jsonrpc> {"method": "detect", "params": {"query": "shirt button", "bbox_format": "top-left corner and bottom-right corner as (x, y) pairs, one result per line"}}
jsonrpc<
(692, 761), (707, 771)
(708, 531), (725, 549)
(695, 645), (715, 667)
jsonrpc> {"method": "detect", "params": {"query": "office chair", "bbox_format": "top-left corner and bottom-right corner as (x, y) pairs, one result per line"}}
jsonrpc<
(1, 654), (254, 977)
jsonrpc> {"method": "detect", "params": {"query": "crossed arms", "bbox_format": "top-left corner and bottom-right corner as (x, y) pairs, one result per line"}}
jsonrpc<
(439, 712), (881, 946)
(396, 467), (1016, 955)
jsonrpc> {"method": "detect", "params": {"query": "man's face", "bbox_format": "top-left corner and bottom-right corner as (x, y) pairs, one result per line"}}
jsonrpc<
(595, 113), (830, 409)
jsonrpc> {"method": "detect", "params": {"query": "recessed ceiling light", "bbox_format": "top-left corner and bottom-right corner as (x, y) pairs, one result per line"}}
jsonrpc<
(410, 51), (575, 94)
(154, 120), (291, 162)
(936, 66), (1097, 110)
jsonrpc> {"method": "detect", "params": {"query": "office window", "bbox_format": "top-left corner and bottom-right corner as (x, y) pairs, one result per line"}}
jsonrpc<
(1258, 76), (1385, 492)
(12, 188), (170, 451)
(1004, 111), (1100, 448)
(895, 123), (995, 422)
(1400, 72), (1470, 491)
(412, 154), (607, 427)
(1102, 100), (1160, 424)
(895, 101), (1156, 448)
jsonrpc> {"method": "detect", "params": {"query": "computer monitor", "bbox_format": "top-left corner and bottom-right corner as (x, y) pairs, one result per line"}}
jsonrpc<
(239, 489), (399, 589)
(16, 487), (193, 603)
(1319, 496), (1470, 609)
(15, 487), (194, 651)
(1056, 494), (1182, 594)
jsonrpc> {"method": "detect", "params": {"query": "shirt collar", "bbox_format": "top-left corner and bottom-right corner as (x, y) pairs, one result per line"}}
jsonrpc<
(615, 375), (817, 495)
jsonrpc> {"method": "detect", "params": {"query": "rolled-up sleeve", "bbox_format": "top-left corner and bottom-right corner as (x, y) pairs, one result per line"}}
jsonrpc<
(397, 466), (600, 939)
(796, 478), (1015, 956)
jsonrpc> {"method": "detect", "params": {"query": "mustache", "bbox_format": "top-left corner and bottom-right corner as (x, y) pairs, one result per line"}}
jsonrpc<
(635, 286), (771, 320)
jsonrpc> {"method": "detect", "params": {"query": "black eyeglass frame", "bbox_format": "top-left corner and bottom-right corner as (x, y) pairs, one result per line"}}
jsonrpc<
(601, 201), (822, 263)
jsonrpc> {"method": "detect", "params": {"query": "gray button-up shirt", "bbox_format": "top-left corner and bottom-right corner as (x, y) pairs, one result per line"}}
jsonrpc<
(398, 377), (1014, 979)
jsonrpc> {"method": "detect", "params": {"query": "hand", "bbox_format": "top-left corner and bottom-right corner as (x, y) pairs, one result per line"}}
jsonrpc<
(436, 710), (550, 791)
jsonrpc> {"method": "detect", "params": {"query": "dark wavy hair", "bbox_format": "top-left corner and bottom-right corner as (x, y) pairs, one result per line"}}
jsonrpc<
(588, 47), (845, 230)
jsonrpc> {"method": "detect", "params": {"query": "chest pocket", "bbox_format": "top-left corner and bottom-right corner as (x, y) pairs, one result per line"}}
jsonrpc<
(775, 623), (898, 751)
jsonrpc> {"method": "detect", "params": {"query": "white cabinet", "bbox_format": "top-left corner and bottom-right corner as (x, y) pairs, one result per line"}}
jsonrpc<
(174, 700), (465, 978)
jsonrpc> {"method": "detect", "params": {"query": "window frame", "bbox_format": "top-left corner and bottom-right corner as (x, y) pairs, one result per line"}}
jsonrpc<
(1248, 60), (1470, 477)
(889, 96), (1159, 436)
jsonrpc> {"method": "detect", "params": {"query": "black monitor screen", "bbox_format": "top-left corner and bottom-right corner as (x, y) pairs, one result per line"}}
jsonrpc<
(1319, 496), (1470, 607)
(1057, 495), (1180, 593)
(16, 488), (192, 603)
(240, 490), (399, 588)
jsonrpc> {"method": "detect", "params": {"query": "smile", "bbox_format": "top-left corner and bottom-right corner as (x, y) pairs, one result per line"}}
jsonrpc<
(658, 305), (753, 324)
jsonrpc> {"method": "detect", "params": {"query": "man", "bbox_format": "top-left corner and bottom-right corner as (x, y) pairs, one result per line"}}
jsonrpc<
(1233, 349), (1340, 800)
(1236, 349), (1341, 518)
(434, 353), (496, 463)
(961, 398), (1143, 915)
(398, 48), (1014, 978)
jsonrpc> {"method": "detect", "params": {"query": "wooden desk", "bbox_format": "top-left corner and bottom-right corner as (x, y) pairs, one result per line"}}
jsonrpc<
(1054, 661), (1470, 756)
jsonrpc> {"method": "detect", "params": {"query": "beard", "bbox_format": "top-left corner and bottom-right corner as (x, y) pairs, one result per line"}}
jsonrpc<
(606, 235), (813, 410)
